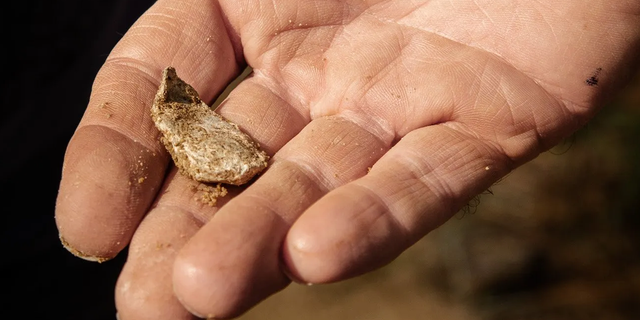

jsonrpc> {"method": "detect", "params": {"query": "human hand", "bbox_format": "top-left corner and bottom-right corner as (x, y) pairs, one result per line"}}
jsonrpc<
(55, 0), (640, 318)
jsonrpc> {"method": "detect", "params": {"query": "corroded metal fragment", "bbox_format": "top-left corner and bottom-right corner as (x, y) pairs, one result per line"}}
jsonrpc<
(151, 67), (268, 185)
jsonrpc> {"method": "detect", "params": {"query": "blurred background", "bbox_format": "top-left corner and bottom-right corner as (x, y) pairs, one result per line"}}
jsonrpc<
(3, 1), (639, 319)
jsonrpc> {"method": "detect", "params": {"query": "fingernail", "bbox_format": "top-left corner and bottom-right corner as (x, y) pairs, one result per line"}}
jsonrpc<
(59, 234), (111, 263)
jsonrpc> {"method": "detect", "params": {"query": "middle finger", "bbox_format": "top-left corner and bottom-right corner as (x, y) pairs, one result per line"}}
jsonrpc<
(173, 115), (389, 318)
(114, 73), (307, 319)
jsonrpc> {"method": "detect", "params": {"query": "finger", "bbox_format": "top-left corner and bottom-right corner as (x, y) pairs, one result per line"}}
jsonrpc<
(115, 169), (205, 320)
(115, 167), (245, 320)
(55, 0), (240, 260)
(283, 124), (510, 283)
(115, 70), (309, 319)
(282, 35), (585, 284)
(114, 62), (312, 318)
(214, 75), (310, 157)
(173, 116), (389, 318)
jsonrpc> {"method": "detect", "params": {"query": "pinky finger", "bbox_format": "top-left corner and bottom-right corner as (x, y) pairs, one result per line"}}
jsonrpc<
(282, 124), (511, 283)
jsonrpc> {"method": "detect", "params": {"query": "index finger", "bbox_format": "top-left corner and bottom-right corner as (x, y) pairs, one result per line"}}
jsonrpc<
(55, 0), (241, 261)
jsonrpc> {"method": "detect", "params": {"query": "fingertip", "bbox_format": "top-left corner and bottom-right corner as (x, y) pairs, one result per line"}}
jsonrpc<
(116, 266), (196, 320)
(172, 247), (244, 319)
(283, 206), (348, 284)
(55, 126), (167, 261)
(279, 238), (308, 285)
(115, 275), (196, 320)
(284, 188), (406, 284)
(55, 183), (127, 261)
(172, 254), (216, 319)
(172, 205), (292, 319)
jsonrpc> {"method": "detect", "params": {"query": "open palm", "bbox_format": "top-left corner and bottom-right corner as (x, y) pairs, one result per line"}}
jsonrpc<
(55, 0), (640, 318)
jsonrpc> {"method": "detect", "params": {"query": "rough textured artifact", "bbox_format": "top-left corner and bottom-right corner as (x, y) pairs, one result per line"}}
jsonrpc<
(151, 67), (268, 185)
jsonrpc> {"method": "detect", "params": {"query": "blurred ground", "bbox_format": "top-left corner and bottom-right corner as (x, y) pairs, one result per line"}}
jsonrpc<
(238, 72), (640, 320)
